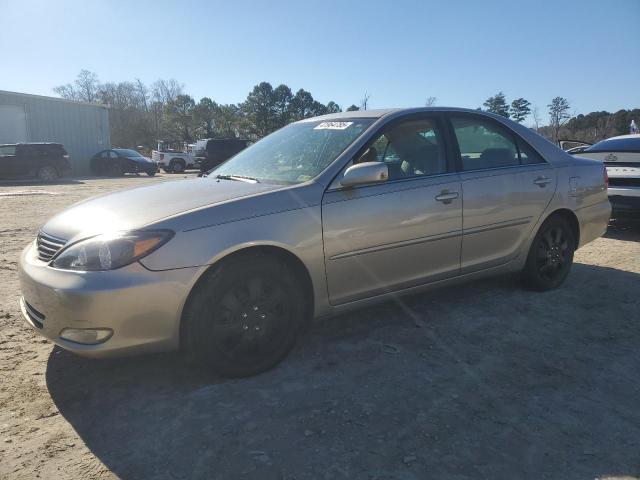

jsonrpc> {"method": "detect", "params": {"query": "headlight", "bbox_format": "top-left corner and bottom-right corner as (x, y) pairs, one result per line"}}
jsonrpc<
(51, 230), (174, 271)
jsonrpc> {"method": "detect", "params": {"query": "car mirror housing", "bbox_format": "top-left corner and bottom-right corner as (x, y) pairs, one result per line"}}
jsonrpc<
(340, 162), (389, 188)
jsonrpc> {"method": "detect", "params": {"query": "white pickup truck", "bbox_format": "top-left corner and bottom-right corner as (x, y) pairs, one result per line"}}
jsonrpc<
(151, 142), (198, 173)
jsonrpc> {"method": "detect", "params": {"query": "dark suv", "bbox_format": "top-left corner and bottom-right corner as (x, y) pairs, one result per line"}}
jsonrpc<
(0, 143), (71, 181)
(197, 138), (248, 174)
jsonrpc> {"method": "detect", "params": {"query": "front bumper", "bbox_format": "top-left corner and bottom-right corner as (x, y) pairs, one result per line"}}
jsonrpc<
(18, 242), (201, 358)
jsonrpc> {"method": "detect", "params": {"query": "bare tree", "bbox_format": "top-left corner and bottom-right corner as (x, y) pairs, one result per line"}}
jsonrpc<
(531, 105), (542, 132)
(425, 96), (437, 107)
(548, 97), (571, 143)
(151, 79), (183, 105)
(135, 79), (149, 113)
(76, 70), (100, 102)
(360, 91), (371, 111)
(594, 115), (614, 140)
(53, 69), (100, 103)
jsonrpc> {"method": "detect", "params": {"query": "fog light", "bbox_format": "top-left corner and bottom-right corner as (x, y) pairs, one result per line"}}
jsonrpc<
(59, 328), (113, 345)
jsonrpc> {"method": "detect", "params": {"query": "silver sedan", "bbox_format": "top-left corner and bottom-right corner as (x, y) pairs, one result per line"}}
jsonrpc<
(19, 108), (611, 377)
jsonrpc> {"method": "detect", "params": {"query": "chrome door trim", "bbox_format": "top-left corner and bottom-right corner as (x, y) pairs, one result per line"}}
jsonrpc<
(330, 229), (462, 260)
(463, 216), (533, 235)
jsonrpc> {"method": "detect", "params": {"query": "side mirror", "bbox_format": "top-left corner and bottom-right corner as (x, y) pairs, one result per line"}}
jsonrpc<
(340, 161), (389, 187)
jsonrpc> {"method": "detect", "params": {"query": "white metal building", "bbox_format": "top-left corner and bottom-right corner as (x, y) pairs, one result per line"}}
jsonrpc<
(0, 90), (110, 175)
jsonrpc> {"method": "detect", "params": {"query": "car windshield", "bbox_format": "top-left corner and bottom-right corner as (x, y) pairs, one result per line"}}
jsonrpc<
(210, 119), (374, 184)
(115, 149), (145, 158)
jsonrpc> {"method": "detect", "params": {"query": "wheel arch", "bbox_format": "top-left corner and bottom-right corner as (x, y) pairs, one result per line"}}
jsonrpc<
(179, 244), (315, 347)
(542, 208), (580, 248)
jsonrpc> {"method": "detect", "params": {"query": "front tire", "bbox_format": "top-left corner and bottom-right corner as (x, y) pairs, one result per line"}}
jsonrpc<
(522, 216), (576, 291)
(182, 256), (306, 377)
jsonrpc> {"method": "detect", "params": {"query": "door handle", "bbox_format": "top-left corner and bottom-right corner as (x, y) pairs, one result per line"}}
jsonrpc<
(533, 176), (551, 187)
(435, 191), (459, 204)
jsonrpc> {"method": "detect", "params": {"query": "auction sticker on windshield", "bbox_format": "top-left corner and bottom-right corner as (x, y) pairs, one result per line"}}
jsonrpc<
(314, 121), (353, 130)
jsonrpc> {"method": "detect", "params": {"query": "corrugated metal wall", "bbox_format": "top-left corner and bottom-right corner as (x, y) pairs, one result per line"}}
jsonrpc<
(0, 90), (111, 175)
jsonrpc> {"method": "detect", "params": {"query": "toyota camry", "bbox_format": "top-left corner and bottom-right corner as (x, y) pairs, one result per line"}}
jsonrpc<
(19, 108), (611, 377)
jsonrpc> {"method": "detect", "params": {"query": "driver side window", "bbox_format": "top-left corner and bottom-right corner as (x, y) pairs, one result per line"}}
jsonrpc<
(363, 118), (447, 180)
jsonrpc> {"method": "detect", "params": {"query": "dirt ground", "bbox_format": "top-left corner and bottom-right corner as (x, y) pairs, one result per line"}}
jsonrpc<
(1, 174), (639, 480)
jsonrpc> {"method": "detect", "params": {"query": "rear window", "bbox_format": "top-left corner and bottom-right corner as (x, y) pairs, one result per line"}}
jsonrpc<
(586, 137), (640, 153)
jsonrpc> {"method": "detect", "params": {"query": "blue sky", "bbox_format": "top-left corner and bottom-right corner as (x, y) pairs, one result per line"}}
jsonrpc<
(1, 0), (638, 124)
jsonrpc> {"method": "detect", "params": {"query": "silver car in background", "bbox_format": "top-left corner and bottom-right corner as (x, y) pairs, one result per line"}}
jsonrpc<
(569, 133), (640, 217)
(19, 108), (610, 377)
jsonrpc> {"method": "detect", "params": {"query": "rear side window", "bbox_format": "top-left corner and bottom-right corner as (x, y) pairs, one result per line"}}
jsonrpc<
(42, 144), (66, 156)
(451, 116), (546, 170)
(451, 117), (519, 171)
(0, 145), (16, 156)
(17, 145), (39, 156)
(517, 140), (545, 164)
(16, 144), (65, 156)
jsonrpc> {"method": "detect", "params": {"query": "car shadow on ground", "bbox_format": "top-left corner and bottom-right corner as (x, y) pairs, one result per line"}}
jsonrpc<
(606, 218), (640, 241)
(46, 263), (640, 480)
(0, 172), (193, 187)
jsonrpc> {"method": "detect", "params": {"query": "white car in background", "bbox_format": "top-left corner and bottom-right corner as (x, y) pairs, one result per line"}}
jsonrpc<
(150, 141), (198, 174)
(572, 134), (640, 217)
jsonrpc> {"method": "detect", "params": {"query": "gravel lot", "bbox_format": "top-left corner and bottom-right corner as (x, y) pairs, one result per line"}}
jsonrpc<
(1, 174), (639, 480)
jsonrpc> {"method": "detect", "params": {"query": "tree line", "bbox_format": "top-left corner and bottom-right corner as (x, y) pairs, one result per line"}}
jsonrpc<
(54, 70), (355, 149)
(480, 91), (637, 143)
(54, 71), (636, 149)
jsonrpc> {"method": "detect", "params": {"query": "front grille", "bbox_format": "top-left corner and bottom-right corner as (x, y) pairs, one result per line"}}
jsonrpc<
(22, 298), (45, 329)
(609, 177), (640, 187)
(36, 231), (67, 262)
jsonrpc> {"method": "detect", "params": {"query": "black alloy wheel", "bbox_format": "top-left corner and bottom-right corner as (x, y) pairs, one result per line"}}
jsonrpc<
(522, 215), (575, 291)
(182, 255), (305, 377)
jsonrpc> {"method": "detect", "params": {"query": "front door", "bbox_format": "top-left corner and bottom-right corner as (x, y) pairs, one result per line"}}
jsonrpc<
(448, 114), (556, 273)
(322, 115), (462, 305)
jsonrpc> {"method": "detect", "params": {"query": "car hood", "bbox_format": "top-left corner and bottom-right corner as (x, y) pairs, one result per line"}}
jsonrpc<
(41, 177), (284, 242)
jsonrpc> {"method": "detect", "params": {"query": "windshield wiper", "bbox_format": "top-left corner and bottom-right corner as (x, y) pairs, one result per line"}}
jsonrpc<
(215, 174), (260, 183)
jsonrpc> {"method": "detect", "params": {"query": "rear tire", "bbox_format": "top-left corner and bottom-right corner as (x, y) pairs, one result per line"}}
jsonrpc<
(37, 165), (58, 181)
(170, 159), (185, 174)
(522, 215), (576, 291)
(182, 255), (305, 377)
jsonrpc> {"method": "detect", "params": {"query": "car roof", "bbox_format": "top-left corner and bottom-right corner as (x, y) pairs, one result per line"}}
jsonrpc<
(300, 106), (582, 169)
(296, 106), (491, 122)
(0, 142), (63, 147)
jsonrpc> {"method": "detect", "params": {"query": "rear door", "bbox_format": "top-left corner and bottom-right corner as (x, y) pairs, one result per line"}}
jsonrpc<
(322, 114), (462, 304)
(13, 145), (35, 175)
(448, 114), (556, 273)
